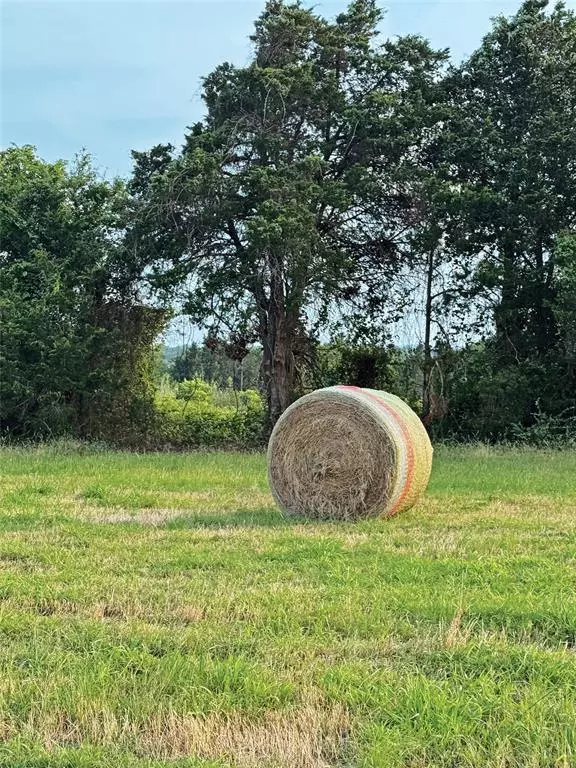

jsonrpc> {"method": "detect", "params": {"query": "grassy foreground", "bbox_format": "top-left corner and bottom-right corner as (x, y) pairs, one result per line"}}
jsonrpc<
(0, 445), (575, 768)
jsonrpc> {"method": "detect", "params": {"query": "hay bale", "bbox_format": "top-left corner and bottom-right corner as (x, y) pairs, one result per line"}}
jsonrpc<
(267, 385), (433, 521)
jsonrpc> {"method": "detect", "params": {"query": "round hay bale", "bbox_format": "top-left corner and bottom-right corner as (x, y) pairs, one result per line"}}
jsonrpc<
(267, 386), (433, 521)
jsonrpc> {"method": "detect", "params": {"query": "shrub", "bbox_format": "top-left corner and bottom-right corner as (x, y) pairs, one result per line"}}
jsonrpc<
(510, 404), (576, 448)
(154, 380), (265, 449)
(430, 343), (576, 444)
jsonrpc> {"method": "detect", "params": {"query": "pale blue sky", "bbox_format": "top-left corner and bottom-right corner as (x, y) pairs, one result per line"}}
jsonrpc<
(2, 0), (574, 179)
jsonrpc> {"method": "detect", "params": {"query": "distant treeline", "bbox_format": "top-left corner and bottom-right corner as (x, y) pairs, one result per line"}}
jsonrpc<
(1, 0), (575, 446)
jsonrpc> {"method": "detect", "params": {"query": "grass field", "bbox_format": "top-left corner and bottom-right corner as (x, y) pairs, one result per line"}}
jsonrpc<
(0, 444), (575, 768)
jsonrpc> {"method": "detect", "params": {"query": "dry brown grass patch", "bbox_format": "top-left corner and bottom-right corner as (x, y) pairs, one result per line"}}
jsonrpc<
(16, 596), (207, 626)
(79, 506), (188, 526)
(11, 704), (349, 768)
(443, 609), (471, 649)
(421, 495), (576, 524)
(89, 599), (207, 625)
(138, 704), (350, 766)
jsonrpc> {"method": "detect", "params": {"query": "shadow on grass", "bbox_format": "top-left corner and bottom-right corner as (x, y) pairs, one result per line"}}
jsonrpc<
(81, 505), (403, 532)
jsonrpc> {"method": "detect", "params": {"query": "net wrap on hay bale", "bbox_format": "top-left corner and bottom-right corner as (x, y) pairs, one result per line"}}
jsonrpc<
(267, 386), (433, 521)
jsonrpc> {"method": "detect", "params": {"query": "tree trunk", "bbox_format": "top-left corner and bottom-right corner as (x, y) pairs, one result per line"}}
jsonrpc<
(532, 234), (558, 356)
(495, 238), (518, 362)
(272, 326), (295, 423)
(259, 257), (297, 434)
(261, 320), (296, 433)
(421, 245), (435, 423)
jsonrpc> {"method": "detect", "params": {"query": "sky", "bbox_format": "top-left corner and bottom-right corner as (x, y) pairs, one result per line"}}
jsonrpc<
(5, 0), (574, 180)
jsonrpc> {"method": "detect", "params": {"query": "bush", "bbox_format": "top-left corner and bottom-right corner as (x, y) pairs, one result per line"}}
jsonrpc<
(430, 343), (576, 444)
(154, 379), (265, 449)
(510, 404), (576, 448)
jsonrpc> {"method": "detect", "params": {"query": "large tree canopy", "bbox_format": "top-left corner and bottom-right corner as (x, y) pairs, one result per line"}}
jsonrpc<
(435, 0), (576, 360)
(412, 0), (576, 431)
(0, 146), (164, 439)
(130, 0), (446, 427)
(3, 0), (574, 446)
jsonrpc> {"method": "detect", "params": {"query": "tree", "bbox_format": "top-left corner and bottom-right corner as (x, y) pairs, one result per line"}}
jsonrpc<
(0, 146), (165, 440)
(169, 340), (262, 390)
(130, 0), (446, 429)
(435, 0), (576, 364)
(405, 212), (479, 425)
(414, 0), (576, 436)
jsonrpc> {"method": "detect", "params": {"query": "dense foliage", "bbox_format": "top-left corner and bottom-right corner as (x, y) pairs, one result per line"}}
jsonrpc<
(154, 378), (265, 449)
(426, 0), (576, 439)
(129, 0), (446, 430)
(0, 146), (165, 442)
(1, 0), (575, 446)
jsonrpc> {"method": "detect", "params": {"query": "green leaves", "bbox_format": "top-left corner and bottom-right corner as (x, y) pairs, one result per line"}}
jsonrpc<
(432, 0), (576, 363)
(0, 146), (164, 441)
(553, 232), (576, 361)
(130, 1), (447, 424)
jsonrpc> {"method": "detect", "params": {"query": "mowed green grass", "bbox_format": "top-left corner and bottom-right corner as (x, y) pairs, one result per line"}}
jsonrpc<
(0, 445), (575, 768)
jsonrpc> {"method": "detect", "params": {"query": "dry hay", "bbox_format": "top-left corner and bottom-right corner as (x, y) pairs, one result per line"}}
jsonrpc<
(267, 386), (433, 521)
(6, 704), (349, 768)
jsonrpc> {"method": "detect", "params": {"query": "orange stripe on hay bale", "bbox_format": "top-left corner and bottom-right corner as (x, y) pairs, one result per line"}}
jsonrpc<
(267, 386), (433, 521)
